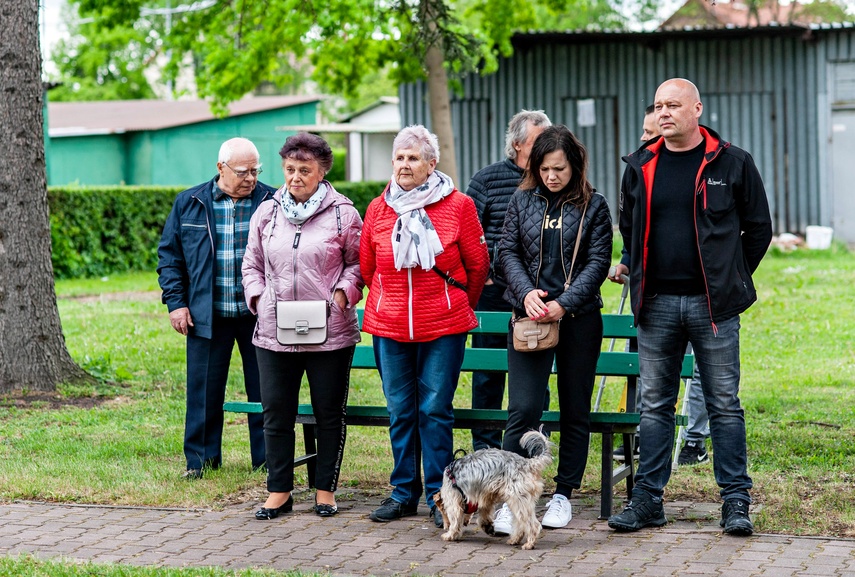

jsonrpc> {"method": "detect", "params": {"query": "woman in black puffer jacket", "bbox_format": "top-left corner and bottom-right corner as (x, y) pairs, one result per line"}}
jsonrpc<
(494, 125), (613, 532)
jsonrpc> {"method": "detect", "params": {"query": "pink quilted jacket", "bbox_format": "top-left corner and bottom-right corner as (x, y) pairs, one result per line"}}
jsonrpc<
(360, 187), (489, 342)
(242, 186), (364, 352)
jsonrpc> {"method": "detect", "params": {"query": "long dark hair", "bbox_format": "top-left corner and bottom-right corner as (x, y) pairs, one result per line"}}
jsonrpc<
(520, 125), (593, 207)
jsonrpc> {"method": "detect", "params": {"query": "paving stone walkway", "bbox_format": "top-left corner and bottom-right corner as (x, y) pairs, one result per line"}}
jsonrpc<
(1, 494), (853, 576)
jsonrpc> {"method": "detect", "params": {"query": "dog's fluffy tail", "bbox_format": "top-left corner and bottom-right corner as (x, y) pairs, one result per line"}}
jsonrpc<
(520, 429), (552, 460)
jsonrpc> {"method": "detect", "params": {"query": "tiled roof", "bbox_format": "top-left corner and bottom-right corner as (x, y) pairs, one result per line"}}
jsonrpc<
(48, 95), (321, 137)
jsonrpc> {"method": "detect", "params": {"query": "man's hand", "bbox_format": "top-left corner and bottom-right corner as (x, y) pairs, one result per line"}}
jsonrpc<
(169, 307), (194, 336)
(608, 264), (629, 284)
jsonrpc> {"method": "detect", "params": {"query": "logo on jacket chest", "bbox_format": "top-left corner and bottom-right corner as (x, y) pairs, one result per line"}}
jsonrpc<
(707, 177), (726, 186)
(543, 215), (562, 230)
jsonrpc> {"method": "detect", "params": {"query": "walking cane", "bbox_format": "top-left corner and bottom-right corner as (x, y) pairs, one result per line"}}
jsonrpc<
(593, 268), (629, 412)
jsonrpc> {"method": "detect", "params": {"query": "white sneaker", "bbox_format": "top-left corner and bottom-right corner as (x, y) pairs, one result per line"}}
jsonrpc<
(493, 503), (513, 535)
(541, 494), (572, 528)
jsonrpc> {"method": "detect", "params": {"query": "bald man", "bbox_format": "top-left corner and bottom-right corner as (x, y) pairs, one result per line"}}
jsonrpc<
(158, 137), (275, 479)
(608, 79), (772, 536)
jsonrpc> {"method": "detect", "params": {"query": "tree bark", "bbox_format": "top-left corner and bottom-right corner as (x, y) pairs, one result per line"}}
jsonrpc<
(0, 0), (93, 392)
(425, 40), (459, 186)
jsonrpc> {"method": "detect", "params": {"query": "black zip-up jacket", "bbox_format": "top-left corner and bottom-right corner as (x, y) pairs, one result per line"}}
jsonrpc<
(466, 158), (524, 286)
(619, 125), (773, 326)
(498, 187), (613, 317)
(157, 176), (275, 339)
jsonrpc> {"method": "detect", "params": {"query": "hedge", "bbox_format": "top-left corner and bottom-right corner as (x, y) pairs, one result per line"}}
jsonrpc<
(48, 181), (387, 280)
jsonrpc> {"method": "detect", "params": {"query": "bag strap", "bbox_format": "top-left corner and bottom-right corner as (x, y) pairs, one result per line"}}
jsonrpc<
(432, 266), (467, 291)
(563, 201), (589, 291)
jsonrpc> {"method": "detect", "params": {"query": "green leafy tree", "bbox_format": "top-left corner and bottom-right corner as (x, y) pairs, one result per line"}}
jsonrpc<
(49, 2), (158, 101)
(72, 0), (652, 181)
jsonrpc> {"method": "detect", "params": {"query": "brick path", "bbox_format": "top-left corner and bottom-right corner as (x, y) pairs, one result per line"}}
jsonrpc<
(1, 494), (853, 576)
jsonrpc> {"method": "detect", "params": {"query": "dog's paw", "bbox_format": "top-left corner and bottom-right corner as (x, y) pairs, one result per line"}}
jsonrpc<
(507, 537), (520, 546)
(521, 541), (536, 550)
(483, 523), (495, 536)
(440, 532), (456, 542)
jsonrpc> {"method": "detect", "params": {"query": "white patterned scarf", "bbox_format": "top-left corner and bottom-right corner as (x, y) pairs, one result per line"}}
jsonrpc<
(280, 180), (330, 224)
(385, 170), (455, 270)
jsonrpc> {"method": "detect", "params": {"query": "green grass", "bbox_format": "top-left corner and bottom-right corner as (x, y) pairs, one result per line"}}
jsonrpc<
(1, 244), (853, 538)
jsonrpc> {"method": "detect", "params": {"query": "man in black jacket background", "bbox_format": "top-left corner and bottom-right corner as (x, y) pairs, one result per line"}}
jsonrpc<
(608, 79), (772, 536)
(465, 110), (550, 450)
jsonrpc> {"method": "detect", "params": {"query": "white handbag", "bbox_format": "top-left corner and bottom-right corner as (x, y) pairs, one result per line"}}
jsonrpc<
(275, 300), (329, 345)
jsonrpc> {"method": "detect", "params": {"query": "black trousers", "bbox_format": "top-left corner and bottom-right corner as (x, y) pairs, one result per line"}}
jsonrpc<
(185, 315), (265, 470)
(471, 283), (549, 450)
(255, 345), (355, 493)
(502, 311), (602, 495)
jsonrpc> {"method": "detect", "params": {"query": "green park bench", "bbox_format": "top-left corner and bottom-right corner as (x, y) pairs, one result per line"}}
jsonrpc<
(225, 310), (693, 519)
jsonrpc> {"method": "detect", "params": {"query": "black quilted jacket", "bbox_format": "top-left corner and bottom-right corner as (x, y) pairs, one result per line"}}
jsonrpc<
(465, 159), (524, 286)
(498, 188), (613, 317)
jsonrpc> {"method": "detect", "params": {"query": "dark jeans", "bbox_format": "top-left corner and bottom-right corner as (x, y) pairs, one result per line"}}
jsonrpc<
(185, 315), (265, 470)
(374, 333), (466, 508)
(471, 283), (549, 450)
(634, 294), (751, 502)
(255, 345), (355, 493)
(503, 311), (602, 494)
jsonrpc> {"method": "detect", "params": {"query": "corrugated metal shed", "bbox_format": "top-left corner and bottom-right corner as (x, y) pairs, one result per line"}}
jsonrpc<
(400, 23), (855, 237)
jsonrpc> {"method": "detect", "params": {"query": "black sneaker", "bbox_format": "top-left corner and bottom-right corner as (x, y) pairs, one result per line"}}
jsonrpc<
(369, 497), (418, 522)
(614, 438), (640, 462)
(677, 441), (709, 466)
(608, 494), (668, 532)
(430, 505), (444, 528)
(720, 499), (754, 536)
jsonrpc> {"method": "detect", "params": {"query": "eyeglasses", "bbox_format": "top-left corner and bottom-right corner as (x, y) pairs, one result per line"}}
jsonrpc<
(223, 163), (262, 179)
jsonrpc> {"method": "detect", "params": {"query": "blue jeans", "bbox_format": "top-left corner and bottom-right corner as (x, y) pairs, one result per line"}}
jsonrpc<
(374, 333), (467, 508)
(634, 294), (752, 502)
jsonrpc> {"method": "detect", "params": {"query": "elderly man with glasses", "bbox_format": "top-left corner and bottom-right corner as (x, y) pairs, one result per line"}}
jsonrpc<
(158, 137), (276, 479)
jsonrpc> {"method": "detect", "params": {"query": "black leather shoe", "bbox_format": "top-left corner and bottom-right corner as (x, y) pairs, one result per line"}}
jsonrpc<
(369, 497), (418, 522)
(255, 495), (294, 520)
(182, 469), (203, 480)
(313, 502), (338, 517)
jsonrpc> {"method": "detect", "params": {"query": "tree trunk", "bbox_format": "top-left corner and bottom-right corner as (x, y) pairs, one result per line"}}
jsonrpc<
(425, 43), (459, 186)
(0, 0), (93, 392)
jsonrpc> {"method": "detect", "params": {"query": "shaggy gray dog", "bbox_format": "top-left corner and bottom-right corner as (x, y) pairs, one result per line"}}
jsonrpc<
(432, 429), (553, 550)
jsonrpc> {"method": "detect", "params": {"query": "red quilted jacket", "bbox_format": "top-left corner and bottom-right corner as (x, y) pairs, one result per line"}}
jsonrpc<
(360, 188), (489, 342)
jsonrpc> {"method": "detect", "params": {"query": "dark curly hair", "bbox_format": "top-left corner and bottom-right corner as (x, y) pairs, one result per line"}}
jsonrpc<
(520, 125), (593, 207)
(279, 132), (334, 175)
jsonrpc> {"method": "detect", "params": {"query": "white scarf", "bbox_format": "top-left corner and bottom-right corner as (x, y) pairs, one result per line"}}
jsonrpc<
(280, 181), (330, 225)
(385, 170), (455, 270)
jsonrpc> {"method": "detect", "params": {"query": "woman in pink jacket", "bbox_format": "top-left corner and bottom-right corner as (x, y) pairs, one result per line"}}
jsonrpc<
(360, 125), (489, 527)
(242, 133), (364, 520)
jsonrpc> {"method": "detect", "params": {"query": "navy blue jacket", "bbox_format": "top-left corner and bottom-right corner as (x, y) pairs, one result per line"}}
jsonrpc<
(466, 158), (524, 286)
(157, 177), (276, 339)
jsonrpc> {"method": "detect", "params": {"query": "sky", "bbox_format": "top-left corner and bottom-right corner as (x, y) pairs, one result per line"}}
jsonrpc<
(39, 0), (67, 74)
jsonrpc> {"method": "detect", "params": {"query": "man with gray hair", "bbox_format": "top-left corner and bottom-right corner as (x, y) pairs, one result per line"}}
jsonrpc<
(465, 110), (551, 450)
(158, 137), (276, 479)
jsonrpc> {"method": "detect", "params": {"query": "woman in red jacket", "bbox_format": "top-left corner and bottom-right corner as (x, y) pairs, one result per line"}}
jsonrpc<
(360, 125), (489, 528)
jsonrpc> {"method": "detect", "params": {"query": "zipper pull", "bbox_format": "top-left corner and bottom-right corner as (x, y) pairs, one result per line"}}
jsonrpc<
(293, 225), (302, 249)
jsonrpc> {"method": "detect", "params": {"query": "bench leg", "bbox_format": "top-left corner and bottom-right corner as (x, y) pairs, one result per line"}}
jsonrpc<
(600, 432), (614, 520)
(623, 431), (636, 499)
